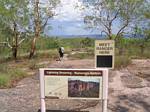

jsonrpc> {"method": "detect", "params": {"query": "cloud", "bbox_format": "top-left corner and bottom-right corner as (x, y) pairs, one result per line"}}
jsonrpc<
(54, 0), (85, 21)
(44, 0), (101, 36)
(45, 19), (100, 36)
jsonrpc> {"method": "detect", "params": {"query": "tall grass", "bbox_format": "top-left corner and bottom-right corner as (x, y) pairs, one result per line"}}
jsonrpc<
(0, 64), (27, 88)
(115, 55), (131, 69)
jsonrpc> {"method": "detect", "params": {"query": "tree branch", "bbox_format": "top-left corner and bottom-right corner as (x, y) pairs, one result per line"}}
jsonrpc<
(5, 38), (13, 49)
(18, 38), (26, 46)
(101, 30), (110, 38)
(110, 11), (119, 23)
(116, 20), (129, 40)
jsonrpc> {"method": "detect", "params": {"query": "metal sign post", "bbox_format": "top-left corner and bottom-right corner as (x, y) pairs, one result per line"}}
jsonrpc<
(102, 69), (108, 112)
(40, 69), (46, 112)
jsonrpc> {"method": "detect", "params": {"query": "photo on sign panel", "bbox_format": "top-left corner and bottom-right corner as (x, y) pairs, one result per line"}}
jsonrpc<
(68, 77), (100, 98)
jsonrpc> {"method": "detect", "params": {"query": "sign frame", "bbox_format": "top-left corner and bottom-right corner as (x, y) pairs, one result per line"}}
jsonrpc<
(39, 68), (108, 112)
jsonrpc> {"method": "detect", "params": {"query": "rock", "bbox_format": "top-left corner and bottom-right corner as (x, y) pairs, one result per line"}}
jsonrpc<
(121, 75), (145, 88)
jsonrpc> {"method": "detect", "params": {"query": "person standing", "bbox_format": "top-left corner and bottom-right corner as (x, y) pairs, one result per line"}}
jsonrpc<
(58, 47), (64, 61)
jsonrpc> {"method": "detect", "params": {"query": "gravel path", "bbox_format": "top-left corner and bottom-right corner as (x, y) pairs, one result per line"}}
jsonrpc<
(0, 59), (150, 112)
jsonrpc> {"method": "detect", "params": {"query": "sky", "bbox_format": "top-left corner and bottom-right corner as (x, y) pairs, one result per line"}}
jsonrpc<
(44, 0), (119, 36)
(43, 0), (98, 36)
(69, 77), (100, 83)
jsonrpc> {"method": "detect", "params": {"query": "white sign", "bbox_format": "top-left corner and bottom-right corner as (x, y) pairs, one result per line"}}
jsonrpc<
(95, 40), (115, 69)
(39, 68), (108, 112)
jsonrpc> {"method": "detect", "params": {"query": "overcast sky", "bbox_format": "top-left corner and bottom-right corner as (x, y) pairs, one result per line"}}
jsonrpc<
(44, 0), (119, 36)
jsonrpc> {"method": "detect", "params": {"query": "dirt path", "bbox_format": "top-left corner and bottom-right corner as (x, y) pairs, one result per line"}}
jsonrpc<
(0, 58), (150, 112)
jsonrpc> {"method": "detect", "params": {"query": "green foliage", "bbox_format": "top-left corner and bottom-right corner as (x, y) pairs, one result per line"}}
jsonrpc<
(0, 74), (11, 88)
(0, 65), (26, 88)
(80, 37), (94, 48)
(115, 55), (131, 69)
(36, 37), (61, 50)
(0, 0), (30, 59)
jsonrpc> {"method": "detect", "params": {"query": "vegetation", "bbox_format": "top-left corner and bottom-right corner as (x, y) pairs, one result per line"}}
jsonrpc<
(0, 64), (26, 88)
(0, 0), (150, 88)
(0, 36), (150, 88)
(29, 0), (60, 58)
(0, 0), (30, 59)
(84, 0), (145, 40)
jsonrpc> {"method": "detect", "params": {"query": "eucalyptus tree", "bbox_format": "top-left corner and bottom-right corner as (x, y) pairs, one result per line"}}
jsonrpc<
(0, 0), (30, 59)
(134, 0), (150, 54)
(29, 0), (60, 59)
(84, 0), (144, 40)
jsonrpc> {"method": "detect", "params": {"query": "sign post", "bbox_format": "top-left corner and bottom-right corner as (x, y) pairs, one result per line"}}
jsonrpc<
(102, 69), (108, 112)
(95, 40), (115, 112)
(39, 68), (108, 112)
(39, 69), (46, 112)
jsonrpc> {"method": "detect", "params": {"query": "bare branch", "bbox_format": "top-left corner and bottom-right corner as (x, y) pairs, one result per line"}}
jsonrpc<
(101, 30), (110, 38)
(18, 38), (26, 46)
(6, 38), (12, 49)
(41, 13), (58, 30)
(110, 11), (119, 23)
(116, 20), (129, 40)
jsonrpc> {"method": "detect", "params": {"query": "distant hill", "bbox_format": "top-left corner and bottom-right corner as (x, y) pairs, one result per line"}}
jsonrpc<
(47, 34), (144, 39)
(48, 34), (106, 39)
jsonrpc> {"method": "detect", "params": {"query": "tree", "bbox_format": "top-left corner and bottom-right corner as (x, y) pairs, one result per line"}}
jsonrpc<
(0, 0), (30, 59)
(132, 0), (150, 54)
(80, 37), (93, 48)
(84, 0), (144, 40)
(29, 0), (60, 59)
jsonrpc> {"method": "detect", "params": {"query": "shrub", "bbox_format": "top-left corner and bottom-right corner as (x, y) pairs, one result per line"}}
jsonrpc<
(115, 55), (131, 69)
(0, 74), (11, 88)
(0, 65), (27, 88)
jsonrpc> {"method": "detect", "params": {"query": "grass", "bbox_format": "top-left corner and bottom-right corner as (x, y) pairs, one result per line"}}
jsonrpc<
(115, 55), (131, 69)
(68, 47), (94, 59)
(0, 74), (11, 87)
(0, 65), (27, 88)
(69, 52), (94, 59)
(0, 37), (150, 88)
(0, 49), (59, 88)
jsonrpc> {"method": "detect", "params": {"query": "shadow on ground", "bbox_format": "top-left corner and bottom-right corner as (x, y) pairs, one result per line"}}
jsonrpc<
(109, 94), (150, 112)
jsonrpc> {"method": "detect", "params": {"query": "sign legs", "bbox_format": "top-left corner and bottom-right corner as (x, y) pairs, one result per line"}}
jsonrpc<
(102, 70), (108, 112)
(40, 69), (46, 112)
(41, 98), (46, 112)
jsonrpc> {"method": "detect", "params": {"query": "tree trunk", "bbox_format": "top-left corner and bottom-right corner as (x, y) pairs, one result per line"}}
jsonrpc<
(29, 0), (40, 59)
(12, 47), (17, 59)
(140, 45), (144, 55)
(12, 22), (18, 60)
(29, 37), (37, 58)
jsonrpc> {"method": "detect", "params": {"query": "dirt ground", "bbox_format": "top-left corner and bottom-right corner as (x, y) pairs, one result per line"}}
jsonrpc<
(0, 58), (150, 112)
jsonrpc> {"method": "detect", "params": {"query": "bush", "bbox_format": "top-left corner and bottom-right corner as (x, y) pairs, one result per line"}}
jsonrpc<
(115, 55), (131, 69)
(0, 65), (26, 88)
(0, 74), (11, 88)
(10, 69), (26, 80)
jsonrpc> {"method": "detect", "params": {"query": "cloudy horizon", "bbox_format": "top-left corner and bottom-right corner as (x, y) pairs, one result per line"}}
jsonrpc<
(44, 0), (119, 37)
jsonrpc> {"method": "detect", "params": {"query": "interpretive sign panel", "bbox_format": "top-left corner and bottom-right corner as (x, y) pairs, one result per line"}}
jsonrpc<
(44, 69), (102, 99)
(39, 68), (108, 112)
(95, 40), (115, 69)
